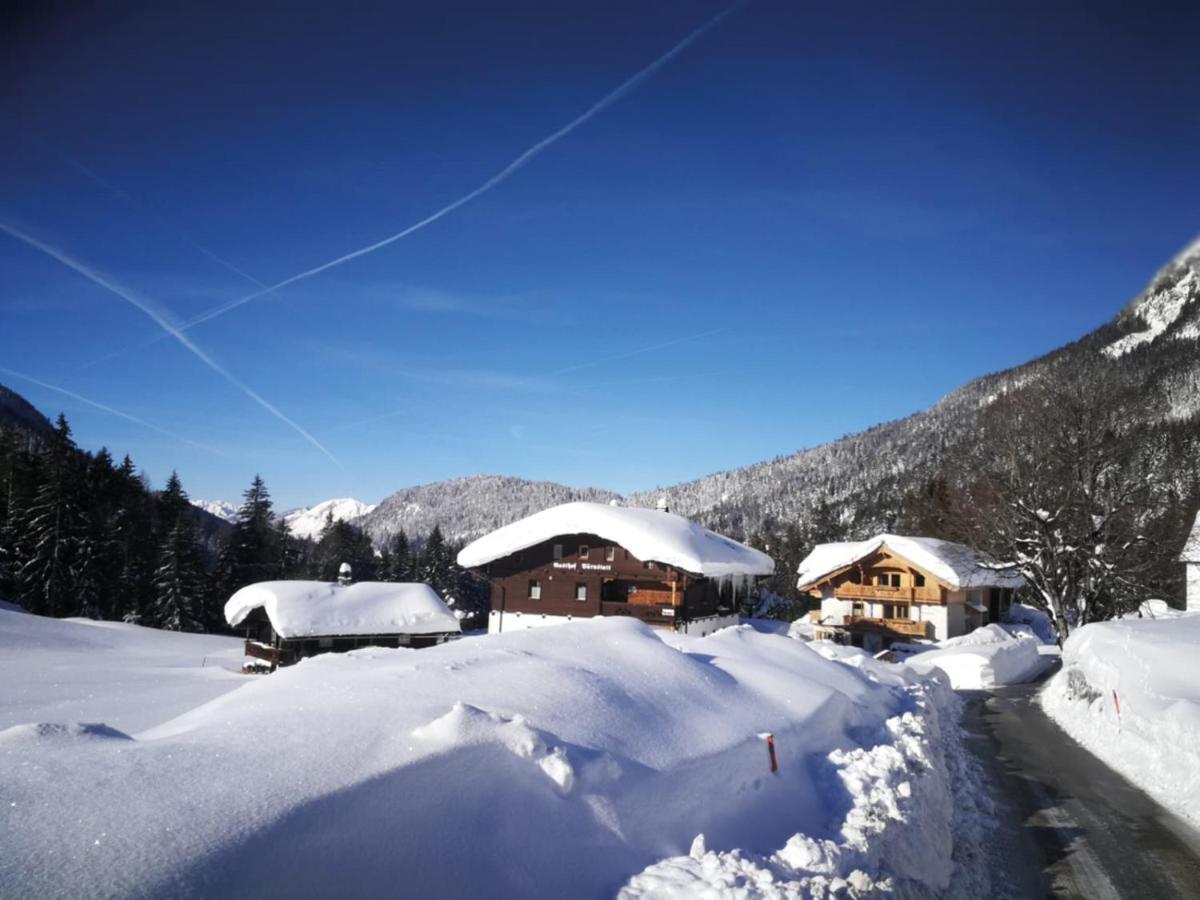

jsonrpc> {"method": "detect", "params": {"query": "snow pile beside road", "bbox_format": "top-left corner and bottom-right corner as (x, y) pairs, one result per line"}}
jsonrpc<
(2, 617), (988, 898)
(904, 624), (1050, 689)
(1001, 603), (1057, 644)
(1041, 612), (1200, 825)
(621, 663), (993, 899)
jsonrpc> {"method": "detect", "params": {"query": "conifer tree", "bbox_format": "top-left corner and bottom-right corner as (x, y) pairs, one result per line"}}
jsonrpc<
(216, 475), (279, 597)
(382, 530), (414, 582)
(151, 515), (207, 631)
(17, 415), (92, 617)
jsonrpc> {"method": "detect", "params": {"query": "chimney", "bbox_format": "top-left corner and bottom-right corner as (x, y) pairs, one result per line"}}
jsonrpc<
(338, 562), (353, 586)
(656, 496), (669, 513)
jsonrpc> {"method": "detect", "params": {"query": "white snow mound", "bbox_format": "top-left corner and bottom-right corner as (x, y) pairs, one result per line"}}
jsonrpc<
(1042, 611), (1200, 825)
(904, 625), (1050, 689)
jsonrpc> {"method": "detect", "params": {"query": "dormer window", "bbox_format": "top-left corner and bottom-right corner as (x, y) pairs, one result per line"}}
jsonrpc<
(579, 545), (589, 559)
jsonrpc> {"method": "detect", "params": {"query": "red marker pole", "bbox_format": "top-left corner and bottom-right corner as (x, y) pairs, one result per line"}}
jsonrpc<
(1112, 690), (1121, 730)
(766, 733), (778, 773)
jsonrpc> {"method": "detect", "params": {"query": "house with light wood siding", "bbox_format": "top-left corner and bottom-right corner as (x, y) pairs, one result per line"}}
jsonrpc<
(797, 534), (1024, 652)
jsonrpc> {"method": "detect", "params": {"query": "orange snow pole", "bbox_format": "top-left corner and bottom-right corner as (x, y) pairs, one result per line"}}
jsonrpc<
(765, 733), (778, 773)
(1112, 689), (1121, 723)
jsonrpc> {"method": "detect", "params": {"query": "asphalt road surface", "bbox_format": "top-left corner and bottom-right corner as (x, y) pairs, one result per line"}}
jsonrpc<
(963, 675), (1200, 899)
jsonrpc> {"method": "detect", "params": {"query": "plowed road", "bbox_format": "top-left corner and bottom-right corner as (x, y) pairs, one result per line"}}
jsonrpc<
(963, 679), (1200, 899)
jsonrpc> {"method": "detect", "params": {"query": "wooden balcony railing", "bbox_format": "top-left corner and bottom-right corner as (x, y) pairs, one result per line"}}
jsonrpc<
(600, 601), (677, 624)
(844, 616), (930, 638)
(244, 640), (281, 669)
(627, 589), (679, 608)
(834, 584), (942, 604)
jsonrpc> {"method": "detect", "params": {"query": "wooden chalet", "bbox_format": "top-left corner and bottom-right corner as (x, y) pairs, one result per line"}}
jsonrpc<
(796, 534), (1024, 652)
(457, 501), (775, 636)
(224, 579), (461, 670)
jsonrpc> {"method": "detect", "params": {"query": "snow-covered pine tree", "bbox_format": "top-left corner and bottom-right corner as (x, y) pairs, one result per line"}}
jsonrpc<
(216, 475), (280, 597)
(16, 415), (92, 617)
(382, 530), (414, 582)
(150, 515), (207, 632)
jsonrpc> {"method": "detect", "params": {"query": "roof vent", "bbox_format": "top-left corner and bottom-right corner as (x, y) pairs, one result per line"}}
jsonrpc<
(338, 562), (352, 586)
(656, 496), (669, 513)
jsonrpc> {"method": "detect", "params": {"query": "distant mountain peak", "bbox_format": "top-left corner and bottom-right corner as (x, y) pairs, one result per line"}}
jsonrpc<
(283, 498), (377, 540)
(190, 499), (240, 523)
(1103, 243), (1200, 359)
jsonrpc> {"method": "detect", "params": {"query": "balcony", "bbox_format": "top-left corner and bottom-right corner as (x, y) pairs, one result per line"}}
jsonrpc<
(834, 584), (942, 604)
(844, 616), (930, 639)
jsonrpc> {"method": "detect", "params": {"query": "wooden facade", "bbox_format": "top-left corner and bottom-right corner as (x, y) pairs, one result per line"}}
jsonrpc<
(475, 532), (747, 632)
(802, 546), (1016, 648)
(237, 608), (457, 671)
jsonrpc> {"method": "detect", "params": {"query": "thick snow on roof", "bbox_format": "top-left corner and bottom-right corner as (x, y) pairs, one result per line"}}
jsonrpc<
(1180, 512), (1200, 563)
(456, 501), (774, 577)
(224, 581), (460, 639)
(796, 534), (1024, 590)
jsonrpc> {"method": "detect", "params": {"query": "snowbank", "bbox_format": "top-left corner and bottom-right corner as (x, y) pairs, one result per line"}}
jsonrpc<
(904, 625), (1050, 690)
(2, 617), (988, 898)
(224, 580), (461, 638)
(796, 534), (1023, 591)
(457, 501), (774, 577)
(1041, 612), (1200, 825)
(1000, 602), (1057, 644)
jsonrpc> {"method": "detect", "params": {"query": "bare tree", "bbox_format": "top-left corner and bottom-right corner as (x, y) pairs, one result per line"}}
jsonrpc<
(952, 369), (1165, 640)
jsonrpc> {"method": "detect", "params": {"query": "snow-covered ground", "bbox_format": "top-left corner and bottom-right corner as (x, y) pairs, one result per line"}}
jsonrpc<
(1, 609), (991, 898)
(1041, 609), (1200, 826)
(0, 605), (245, 733)
(904, 624), (1054, 690)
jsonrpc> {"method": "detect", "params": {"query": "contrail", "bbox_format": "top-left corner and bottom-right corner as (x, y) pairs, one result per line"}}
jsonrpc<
(0, 365), (229, 458)
(47, 143), (270, 290)
(0, 222), (341, 467)
(169, 2), (744, 334)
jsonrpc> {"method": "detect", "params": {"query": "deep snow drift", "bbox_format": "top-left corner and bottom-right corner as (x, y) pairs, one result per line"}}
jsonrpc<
(904, 624), (1053, 690)
(1, 613), (988, 899)
(1041, 611), (1200, 826)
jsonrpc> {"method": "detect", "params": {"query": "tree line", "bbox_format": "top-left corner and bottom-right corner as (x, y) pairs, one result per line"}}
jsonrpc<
(0, 415), (489, 632)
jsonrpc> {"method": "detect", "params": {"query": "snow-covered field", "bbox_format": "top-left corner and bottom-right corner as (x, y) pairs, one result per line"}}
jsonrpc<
(1, 607), (991, 899)
(0, 604), (246, 732)
(1041, 608), (1200, 826)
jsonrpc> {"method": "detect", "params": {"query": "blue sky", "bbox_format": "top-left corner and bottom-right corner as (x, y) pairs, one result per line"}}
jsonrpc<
(2, 0), (1198, 510)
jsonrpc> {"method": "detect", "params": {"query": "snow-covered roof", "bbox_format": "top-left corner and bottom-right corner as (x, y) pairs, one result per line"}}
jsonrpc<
(796, 534), (1024, 591)
(456, 501), (775, 578)
(224, 581), (461, 639)
(1182, 512), (1200, 563)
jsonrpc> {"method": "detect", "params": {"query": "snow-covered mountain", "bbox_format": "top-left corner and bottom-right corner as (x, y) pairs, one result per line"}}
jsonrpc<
(356, 237), (1200, 563)
(357, 475), (620, 545)
(283, 498), (377, 540)
(191, 499), (240, 523)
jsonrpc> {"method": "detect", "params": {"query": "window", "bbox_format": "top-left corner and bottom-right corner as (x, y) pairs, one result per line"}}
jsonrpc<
(605, 546), (615, 562)
(883, 603), (909, 620)
(891, 573), (901, 588)
(914, 573), (925, 588)
(849, 571), (861, 584)
(579, 545), (589, 559)
(529, 580), (541, 600)
(575, 583), (588, 602)
(553, 544), (563, 560)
